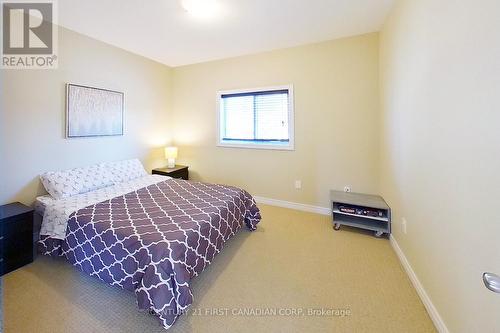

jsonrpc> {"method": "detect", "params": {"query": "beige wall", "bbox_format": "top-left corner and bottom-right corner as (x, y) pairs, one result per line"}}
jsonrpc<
(380, 0), (500, 331)
(0, 27), (173, 206)
(172, 33), (380, 207)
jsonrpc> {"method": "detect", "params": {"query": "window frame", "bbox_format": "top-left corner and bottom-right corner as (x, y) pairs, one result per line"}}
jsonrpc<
(216, 85), (295, 151)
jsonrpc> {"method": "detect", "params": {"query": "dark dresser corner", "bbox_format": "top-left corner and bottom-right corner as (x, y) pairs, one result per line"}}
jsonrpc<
(152, 165), (189, 180)
(0, 202), (35, 276)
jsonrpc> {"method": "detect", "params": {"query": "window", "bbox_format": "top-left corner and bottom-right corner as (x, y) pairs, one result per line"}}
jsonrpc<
(217, 85), (294, 150)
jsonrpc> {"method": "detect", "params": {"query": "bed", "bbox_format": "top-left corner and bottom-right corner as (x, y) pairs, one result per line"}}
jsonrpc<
(35, 159), (261, 329)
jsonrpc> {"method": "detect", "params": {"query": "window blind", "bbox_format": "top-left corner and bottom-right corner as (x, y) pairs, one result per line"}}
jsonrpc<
(221, 89), (290, 143)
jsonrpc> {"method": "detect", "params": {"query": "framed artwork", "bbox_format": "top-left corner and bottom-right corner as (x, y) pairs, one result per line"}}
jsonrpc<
(66, 83), (124, 138)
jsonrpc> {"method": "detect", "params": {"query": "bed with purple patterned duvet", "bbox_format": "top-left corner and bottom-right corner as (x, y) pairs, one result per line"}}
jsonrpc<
(38, 178), (261, 329)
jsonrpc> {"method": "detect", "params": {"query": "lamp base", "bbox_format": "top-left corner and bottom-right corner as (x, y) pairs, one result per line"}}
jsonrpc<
(167, 158), (176, 168)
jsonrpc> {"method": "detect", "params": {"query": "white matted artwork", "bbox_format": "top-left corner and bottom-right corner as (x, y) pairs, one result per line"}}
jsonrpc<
(66, 84), (124, 138)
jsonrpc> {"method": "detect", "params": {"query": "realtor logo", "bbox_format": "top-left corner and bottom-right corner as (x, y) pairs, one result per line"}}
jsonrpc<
(1, 0), (58, 69)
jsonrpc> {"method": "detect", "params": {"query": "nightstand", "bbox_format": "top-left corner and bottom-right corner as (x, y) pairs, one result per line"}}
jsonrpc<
(0, 202), (34, 276)
(152, 165), (189, 180)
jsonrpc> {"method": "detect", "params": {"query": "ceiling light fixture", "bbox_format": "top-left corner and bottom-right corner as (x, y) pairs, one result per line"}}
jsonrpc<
(181, 0), (219, 18)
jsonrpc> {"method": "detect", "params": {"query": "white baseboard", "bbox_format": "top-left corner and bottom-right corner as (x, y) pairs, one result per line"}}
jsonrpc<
(253, 196), (331, 216)
(390, 235), (449, 333)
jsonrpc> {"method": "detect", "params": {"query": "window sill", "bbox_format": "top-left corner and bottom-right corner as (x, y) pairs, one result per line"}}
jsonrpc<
(217, 141), (295, 151)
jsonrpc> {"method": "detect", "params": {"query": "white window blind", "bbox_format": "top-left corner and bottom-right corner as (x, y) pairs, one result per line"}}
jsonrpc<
(218, 87), (294, 150)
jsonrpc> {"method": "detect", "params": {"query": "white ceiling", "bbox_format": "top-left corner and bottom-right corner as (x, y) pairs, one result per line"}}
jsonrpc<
(58, 0), (394, 67)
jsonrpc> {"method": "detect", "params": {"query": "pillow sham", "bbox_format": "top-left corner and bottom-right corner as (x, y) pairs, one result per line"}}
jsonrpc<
(40, 164), (114, 200)
(105, 158), (147, 184)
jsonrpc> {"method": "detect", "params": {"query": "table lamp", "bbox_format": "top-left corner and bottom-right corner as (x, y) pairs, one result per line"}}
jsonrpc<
(165, 147), (178, 168)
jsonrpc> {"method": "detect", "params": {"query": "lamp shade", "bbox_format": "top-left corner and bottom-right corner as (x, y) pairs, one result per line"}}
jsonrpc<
(164, 147), (178, 159)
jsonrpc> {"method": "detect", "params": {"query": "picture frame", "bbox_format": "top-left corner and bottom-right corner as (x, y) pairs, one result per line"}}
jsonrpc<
(66, 83), (124, 138)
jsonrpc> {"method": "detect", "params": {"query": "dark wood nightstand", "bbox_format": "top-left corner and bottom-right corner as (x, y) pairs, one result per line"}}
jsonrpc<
(0, 202), (34, 276)
(152, 165), (189, 180)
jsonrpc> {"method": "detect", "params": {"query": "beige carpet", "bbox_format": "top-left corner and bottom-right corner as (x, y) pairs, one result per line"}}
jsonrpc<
(3, 205), (435, 333)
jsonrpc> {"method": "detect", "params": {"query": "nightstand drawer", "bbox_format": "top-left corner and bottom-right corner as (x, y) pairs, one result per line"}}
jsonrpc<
(0, 231), (33, 276)
(0, 203), (35, 276)
(0, 212), (33, 238)
(152, 165), (189, 180)
(2, 231), (33, 256)
(167, 168), (188, 180)
(0, 252), (33, 276)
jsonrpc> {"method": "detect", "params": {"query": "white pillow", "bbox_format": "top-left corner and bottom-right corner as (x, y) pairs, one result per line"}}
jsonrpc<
(105, 159), (147, 184)
(40, 164), (114, 199)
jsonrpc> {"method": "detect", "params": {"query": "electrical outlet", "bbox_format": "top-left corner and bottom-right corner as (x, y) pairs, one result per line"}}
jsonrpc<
(295, 180), (302, 190)
(344, 186), (351, 193)
(401, 218), (407, 234)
